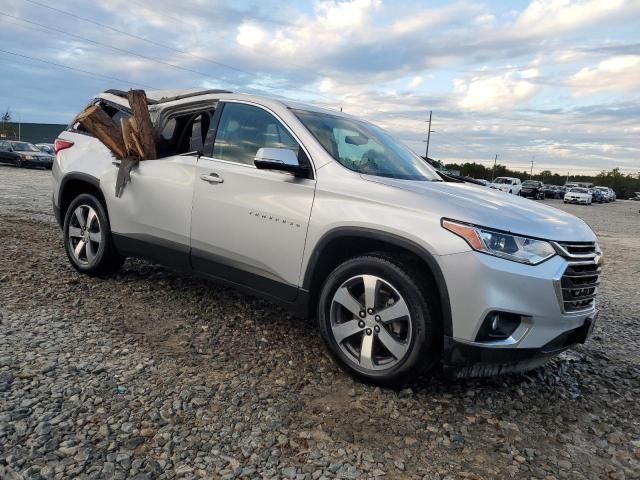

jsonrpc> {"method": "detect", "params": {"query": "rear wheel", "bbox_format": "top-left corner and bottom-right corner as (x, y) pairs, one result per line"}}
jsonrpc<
(63, 193), (124, 276)
(317, 255), (438, 387)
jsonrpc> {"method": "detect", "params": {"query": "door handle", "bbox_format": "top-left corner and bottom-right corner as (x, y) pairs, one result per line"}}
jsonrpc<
(200, 173), (224, 184)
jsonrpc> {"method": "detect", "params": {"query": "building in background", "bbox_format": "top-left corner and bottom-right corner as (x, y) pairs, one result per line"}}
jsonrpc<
(0, 122), (67, 144)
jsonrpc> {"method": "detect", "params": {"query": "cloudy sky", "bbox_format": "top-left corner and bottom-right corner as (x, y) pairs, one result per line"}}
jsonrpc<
(1, 0), (639, 174)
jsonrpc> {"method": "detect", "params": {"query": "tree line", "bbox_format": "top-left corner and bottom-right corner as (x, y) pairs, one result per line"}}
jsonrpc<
(443, 161), (640, 199)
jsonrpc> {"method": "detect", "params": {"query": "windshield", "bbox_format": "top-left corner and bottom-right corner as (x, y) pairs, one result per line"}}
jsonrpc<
(595, 187), (608, 191)
(493, 178), (513, 184)
(570, 188), (588, 193)
(11, 142), (40, 152)
(293, 109), (439, 181)
(522, 181), (539, 186)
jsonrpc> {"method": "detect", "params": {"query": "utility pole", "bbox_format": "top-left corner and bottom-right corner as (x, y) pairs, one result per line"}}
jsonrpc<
(530, 156), (534, 178)
(425, 110), (432, 159)
(492, 153), (498, 180)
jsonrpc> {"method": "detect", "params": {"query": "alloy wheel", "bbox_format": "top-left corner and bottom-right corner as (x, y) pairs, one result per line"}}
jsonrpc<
(68, 205), (102, 264)
(330, 274), (412, 371)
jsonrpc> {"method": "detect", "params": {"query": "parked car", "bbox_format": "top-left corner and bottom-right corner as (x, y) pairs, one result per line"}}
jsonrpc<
(542, 184), (557, 197)
(489, 176), (522, 195)
(591, 189), (606, 203)
(608, 188), (616, 201)
(52, 89), (601, 385)
(36, 143), (55, 155)
(564, 187), (592, 205)
(0, 140), (23, 166)
(0, 140), (54, 168)
(593, 186), (610, 203)
(520, 180), (545, 200)
(555, 185), (567, 198)
(474, 178), (490, 186)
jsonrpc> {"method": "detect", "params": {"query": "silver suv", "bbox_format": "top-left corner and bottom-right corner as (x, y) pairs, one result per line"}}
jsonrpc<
(52, 89), (601, 385)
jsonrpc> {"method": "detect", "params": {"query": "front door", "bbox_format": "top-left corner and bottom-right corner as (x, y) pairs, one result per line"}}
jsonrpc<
(190, 102), (316, 301)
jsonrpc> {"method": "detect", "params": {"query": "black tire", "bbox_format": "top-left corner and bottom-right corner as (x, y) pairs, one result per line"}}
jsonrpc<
(15, 158), (22, 168)
(317, 254), (439, 387)
(63, 193), (124, 276)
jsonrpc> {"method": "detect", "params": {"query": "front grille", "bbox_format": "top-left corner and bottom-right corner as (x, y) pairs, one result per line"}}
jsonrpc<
(561, 262), (600, 312)
(556, 241), (597, 257)
(553, 241), (600, 313)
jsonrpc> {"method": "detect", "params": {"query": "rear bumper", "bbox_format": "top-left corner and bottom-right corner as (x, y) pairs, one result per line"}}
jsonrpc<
(443, 314), (596, 378)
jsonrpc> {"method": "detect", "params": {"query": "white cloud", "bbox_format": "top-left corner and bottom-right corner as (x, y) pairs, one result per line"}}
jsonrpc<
(567, 55), (640, 95)
(513, 0), (627, 36)
(473, 13), (496, 28)
(409, 76), (422, 89)
(236, 23), (268, 49)
(454, 69), (540, 110)
(315, 0), (381, 30)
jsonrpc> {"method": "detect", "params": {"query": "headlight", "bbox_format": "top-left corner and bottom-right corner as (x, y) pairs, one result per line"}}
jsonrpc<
(442, 219), (556, 265)
(25, 155), (35, 160)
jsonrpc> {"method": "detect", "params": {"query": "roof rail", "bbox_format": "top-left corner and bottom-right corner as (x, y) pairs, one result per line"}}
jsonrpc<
(103, 89), (232, 105)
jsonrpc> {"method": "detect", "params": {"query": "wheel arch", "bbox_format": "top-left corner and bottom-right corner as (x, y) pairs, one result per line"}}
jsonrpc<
(303, 227), (453, 336)
(57, 173), (106, 229)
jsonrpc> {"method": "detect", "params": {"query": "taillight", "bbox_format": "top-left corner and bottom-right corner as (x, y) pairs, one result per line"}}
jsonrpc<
(54, 138), (74, 154)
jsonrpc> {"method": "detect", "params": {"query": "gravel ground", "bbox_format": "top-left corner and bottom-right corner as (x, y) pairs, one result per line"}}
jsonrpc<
(1, 165), (639, 480)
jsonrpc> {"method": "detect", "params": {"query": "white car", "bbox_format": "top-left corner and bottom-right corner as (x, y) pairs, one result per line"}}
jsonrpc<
(564, 187), (592, 205)
(51, 89), (601, 384)
(490, 177), (522, 195)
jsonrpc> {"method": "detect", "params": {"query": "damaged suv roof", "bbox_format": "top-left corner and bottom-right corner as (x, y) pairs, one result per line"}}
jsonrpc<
(95, 89), (354, 118)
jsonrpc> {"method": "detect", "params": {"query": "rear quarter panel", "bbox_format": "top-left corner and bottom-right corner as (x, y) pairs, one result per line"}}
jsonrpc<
(53, 131), (116, 207)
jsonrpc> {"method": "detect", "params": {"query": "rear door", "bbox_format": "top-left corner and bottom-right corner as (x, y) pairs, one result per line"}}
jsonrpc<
(100, 108), (200, 270)
(190, 101), (316, 301)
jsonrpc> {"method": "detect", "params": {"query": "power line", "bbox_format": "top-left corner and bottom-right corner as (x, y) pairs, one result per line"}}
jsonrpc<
(1, 13), (220, 86)
(18, 0), (341, 103)
(21, 0), (252, 77)
(0, 47), (157, 89)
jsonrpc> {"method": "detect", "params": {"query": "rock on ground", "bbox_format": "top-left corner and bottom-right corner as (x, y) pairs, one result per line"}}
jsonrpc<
(0, 166), (639, 479)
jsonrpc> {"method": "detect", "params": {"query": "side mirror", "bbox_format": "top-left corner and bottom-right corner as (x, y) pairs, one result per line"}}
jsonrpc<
(254, 147), (310, 177)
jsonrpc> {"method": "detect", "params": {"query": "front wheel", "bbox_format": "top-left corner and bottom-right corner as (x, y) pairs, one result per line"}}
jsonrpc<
(317, 255), (439, 387)
(63, 193), (124, 276)
(15, 158), (22, 168)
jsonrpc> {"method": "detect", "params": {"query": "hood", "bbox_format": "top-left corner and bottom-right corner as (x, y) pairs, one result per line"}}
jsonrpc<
(362, 176), (596, 242)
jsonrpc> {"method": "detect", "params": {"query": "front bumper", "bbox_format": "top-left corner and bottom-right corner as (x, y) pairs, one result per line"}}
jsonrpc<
(565, 196), (589, 204)
(521, 189), (540, 198)
(443, 313), (596, 377)
(22, 156), (53, 168)
(438, 250), (598, 375)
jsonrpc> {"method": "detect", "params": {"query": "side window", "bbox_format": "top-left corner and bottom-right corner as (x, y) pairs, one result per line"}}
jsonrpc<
(72, 101), (132, 133)
(212, 103), (300, 165)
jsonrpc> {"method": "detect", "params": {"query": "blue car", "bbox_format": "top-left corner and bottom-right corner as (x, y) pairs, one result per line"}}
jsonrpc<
(591, 189), (606, 203)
